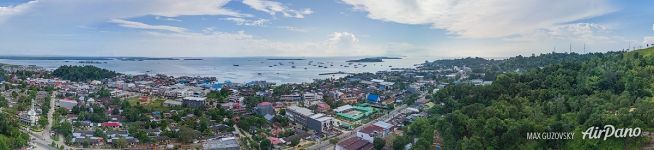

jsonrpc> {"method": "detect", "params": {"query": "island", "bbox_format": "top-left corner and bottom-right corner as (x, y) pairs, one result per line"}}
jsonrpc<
(346, 57), (402, 62)
(267, 58), (306, 60)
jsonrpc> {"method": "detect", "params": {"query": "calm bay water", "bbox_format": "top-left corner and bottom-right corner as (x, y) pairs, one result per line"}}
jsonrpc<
(0, 57), (437, 83)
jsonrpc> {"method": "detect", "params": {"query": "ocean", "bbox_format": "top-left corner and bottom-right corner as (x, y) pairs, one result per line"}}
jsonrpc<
(0, 57), (438, 83)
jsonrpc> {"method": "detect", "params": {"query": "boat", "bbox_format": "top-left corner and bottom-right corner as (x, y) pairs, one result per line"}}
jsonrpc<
(292, 66), (296, 68)
(233, 64), (239, 66)
(269, 66), (273, 67)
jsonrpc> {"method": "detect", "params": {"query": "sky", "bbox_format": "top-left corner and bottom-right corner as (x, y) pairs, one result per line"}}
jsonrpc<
(0, 0), (653, 57)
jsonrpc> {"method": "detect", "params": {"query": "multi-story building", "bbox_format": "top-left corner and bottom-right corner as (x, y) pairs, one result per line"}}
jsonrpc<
(182, 97), (206, 108)
(286, 105), (333, 135)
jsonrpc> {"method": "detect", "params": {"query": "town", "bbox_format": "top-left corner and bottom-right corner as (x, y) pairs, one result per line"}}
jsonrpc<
(0, 61), (491, 150)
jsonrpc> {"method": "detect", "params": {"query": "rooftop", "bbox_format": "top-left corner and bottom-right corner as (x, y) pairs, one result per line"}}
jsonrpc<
(287, 105), (314, 117)
(337, 137), (373, 150)
(183, 97), (206, 101)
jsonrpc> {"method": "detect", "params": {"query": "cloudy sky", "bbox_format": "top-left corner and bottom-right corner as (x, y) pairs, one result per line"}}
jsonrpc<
(0, 0), (653, 57)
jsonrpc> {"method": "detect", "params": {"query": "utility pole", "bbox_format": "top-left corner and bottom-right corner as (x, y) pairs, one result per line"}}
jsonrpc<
(569, 43), (572, 53)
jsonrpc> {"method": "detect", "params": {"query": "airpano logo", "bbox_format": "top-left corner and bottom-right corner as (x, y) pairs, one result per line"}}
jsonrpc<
(582, 125), (647, 140)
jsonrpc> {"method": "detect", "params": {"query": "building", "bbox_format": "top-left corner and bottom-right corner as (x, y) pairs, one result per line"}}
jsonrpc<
(280, 94), (302, 101)
(356, 125), (384, 143)
(163, 100), (183, 107)
(255, 102), (275, 116)
(285, 106), (313, 127)
(203, 137), (240, 150)
(19, 109), (38, 126)
(286, 106), (334, 135)
(183, 97), (206, 108)
(334, 105), (376, 122)
(102, 122), (122, 128)
(336, 137), (373, 150)
(303, 92), (322, 103)
(366, 93), (380, 103)
(307, 113), (334, 135)
(58, 98), (79, 110)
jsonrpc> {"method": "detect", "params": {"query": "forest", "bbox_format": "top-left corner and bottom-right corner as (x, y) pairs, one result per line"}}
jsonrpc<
(396, 48), (654, 149)
(52, 65), (119, 81)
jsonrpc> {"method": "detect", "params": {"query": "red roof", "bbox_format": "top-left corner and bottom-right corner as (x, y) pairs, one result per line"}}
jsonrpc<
(337, 137), (373, 150)
(102, 122), (121, 127)
(258, 102), (273, 107)
(359, 125), (384, 135)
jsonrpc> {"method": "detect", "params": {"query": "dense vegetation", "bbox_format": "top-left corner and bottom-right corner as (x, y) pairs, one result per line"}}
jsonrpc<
(396, 49), (654, 149)
(0, 113), (29, 149)
(53, 65), (119, 81)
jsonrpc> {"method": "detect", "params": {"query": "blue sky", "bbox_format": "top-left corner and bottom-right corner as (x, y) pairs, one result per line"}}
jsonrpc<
(0, 0), (652, 57)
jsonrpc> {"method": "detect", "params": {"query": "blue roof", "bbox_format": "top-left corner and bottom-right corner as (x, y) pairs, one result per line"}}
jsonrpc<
(367, 94), (379, 102)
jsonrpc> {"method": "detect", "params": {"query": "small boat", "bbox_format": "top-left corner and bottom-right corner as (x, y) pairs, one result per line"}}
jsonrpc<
(304, 67), (307, 69)
(292, 66), (296, 68)
(269, 66), (273, 67)
(233, 64), (239, 66)
(258, 73), (262, 75)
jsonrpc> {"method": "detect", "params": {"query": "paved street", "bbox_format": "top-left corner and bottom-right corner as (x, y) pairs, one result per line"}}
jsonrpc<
(308, 104), (408, 150)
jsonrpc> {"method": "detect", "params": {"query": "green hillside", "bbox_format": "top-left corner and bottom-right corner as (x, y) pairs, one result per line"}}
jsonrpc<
(632, 47), (654, 57)
(397, 51), (654, 149)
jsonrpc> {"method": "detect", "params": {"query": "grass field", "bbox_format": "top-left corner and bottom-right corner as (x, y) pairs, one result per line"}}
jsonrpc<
(126, 96), (169, 112)
(632, 47), (654, 57)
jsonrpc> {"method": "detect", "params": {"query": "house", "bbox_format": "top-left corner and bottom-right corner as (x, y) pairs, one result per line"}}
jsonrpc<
(58, 98), (79, 110)
(182, 97), (206, 108)
(336, 137), (373, 150)
(366, 93), (380, 103)
(101, 122), (122, 128)
(357, 125), (384, 143)
(280, 94), (302, 101)
(203, 137), (240, 150)
(163, 100), (182, 107)
(255, 102), (275, 116)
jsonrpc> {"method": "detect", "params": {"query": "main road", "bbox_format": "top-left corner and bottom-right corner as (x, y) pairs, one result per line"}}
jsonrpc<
(28, 91), (73, 150)
(308, 104), (408, 150)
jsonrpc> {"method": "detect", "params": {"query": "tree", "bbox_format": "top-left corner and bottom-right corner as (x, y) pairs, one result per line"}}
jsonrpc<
(373, 137), (385, 150)
(113, 137), (128, 149)
(0, 96), (7, 108)
(259, 139), (272, 150)
(178, 127), (199, 144)
(52, 65), (119, 81)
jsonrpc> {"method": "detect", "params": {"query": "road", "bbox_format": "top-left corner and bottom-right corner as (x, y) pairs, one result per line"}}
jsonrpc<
(308, 104), (408, 150)
(28, 91), (74, 150)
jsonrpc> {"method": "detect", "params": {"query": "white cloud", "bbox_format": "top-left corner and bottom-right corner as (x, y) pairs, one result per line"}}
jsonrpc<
(0, 1), (37, 23)
(109, 19), (186, 33)
(0, 0), (247, 26)
(341, 0), (615, 38)
(327, 32), (358, 49)
(223, 17), (269, 26)
(154, 16), (182, 22)
(243, 0), (313, 18)
(508, 23), (621, 43)
(277, 26), (308, 32)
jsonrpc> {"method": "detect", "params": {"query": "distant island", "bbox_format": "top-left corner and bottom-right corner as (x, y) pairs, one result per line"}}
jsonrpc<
(346, 57), (402, 62)
(78, 61), (107, 64)
(267, 58), (306, 60)
(0, 56), (183, 61)
(117, 57), (179, 61)
(0, 56), (113, 60)
(183, 58), (203, 60)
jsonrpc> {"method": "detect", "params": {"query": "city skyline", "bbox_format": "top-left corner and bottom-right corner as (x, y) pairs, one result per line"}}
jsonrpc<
(0, 0), (653, 57)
